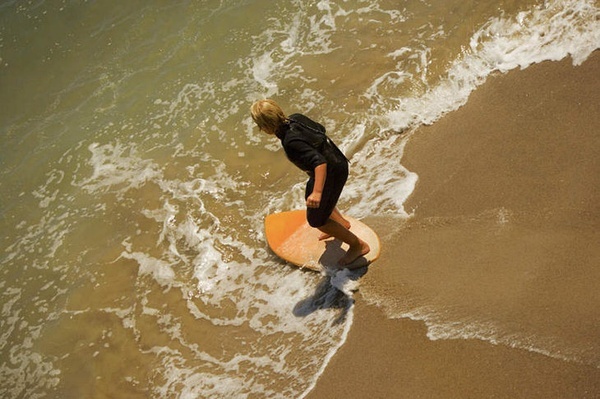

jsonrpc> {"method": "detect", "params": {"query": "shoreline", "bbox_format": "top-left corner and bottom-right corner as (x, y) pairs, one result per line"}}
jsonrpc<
(307, 52), (600, 398)
(308, 299), (600, 399)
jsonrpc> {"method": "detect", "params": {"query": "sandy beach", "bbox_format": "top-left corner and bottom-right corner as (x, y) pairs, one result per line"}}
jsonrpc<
(307, 52), (600, 399)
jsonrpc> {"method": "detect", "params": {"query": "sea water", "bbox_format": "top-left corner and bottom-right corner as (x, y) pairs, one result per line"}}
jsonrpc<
(1, 0), (598, 397)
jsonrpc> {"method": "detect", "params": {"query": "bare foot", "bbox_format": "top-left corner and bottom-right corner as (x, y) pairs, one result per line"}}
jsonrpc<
(338, 240), (370, 267)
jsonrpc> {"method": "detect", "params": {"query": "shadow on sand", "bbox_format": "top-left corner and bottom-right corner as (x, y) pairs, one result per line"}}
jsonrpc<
(292, 264), (368, 325)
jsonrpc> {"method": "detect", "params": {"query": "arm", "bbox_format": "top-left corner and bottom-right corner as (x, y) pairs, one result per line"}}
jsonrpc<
(307, 163), (327, 208)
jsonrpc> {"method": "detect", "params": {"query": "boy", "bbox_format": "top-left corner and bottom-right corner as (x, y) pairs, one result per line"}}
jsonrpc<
(251, 99), (369, 267)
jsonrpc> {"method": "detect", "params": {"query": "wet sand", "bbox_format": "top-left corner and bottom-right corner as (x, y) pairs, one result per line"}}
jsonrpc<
(307, 51), (600, 398)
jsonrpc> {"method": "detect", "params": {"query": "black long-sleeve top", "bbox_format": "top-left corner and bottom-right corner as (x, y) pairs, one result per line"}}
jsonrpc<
(275, 113), (346, 177)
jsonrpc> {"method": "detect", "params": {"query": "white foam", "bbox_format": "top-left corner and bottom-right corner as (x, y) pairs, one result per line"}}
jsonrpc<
(120, 249), (176, 287)
(79, 142), (161, 195)
(381, 0), (599, 133)
(252, 52), (280, 96)
(0, 289), (62, 398)
(329, 269), (361, 296)
(249, 0), (346, 99)
(344, 133), (418, 218)
(376, 302), (600, 367)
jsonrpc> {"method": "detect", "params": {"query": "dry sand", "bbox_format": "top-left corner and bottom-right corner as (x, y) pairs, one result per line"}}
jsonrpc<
(307, 52), (600, 398)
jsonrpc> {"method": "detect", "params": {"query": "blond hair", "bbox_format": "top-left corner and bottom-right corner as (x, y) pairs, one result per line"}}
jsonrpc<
(250, 99), (287, 134)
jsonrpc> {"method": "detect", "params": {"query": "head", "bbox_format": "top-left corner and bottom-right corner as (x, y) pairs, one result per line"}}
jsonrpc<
(250, 99), (287, 135)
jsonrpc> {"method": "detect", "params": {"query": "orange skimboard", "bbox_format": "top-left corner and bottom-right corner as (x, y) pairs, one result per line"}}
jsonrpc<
(264, 210), (381, 271)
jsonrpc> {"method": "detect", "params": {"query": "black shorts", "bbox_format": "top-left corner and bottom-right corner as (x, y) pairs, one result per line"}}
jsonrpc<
(305, 160), (348, 228)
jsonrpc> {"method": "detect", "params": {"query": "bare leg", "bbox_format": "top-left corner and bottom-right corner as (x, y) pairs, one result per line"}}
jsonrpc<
(318, 208), (351, 240)
(317, 219), (370, 267)
(330, 208), (350, 228)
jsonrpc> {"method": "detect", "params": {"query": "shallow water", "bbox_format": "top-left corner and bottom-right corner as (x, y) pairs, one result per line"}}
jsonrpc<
(1, 0), (598, 397)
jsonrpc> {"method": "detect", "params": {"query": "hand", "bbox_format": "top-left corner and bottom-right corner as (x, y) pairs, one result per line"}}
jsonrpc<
(306, 192), (322, 208)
